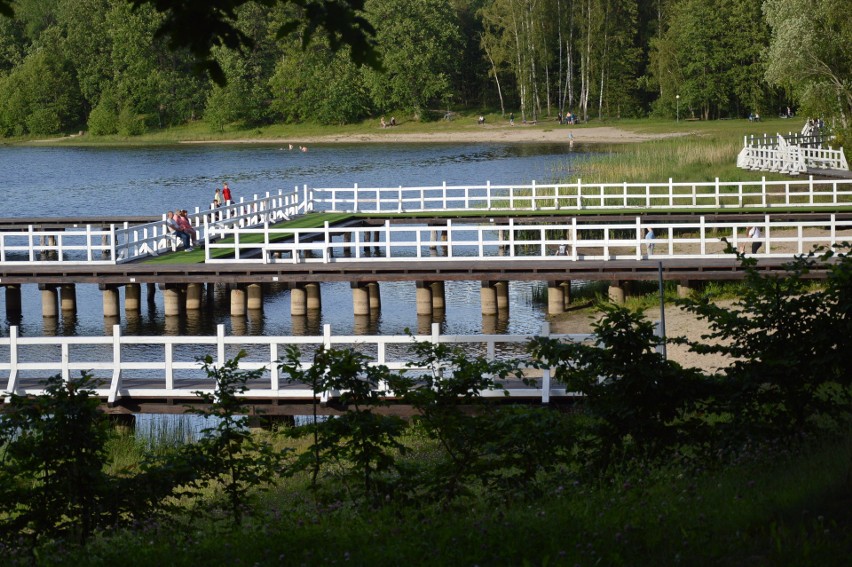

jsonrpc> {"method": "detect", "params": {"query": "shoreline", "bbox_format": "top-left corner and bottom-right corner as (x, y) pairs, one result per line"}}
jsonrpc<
(178, 125), (684, 146)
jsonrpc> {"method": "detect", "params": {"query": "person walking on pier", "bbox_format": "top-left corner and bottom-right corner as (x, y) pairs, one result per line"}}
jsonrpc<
(222, 182), (232, 205)
(166, 211), (191, 250)
(213, 188), (222, 208)
(645, 226), (655, 257)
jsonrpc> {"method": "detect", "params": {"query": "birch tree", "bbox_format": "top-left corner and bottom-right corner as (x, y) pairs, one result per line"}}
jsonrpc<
(764, 0), (852, 128)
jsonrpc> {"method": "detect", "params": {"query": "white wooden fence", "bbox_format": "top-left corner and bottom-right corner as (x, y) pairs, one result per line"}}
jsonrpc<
(0, 324), (593, 405)
(737, 134), (848, 175)
(0, 189), (303, 265)
(303, 177), (852, 213)
(205, 214), (852, 264)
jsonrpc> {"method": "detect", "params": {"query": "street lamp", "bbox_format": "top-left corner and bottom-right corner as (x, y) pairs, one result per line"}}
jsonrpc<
(676, 95), (680, 123)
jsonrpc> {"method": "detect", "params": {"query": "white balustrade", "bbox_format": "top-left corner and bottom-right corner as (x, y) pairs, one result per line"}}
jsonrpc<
(306, 177), (852, 213)
(0, 189), (302, 265)
(205, 214), (852, 264)
(0, 324), (593, 405)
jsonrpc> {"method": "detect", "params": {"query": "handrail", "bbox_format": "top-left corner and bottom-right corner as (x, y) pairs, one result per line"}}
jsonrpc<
(0, 324), (595, 405)
(206, 214), (851, 264)
(305, 177), (852, 213)
(0, 189), (302, 266)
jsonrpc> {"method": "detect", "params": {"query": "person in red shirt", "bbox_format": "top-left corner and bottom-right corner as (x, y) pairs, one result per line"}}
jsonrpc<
(222, 182), (232, 204)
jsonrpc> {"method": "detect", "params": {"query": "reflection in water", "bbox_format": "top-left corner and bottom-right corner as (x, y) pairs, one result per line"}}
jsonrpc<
(43, 317), (58, 337)
(164, 315), (180, 336)
(103, 316), (120, 336)
(230, 316), (247, 336)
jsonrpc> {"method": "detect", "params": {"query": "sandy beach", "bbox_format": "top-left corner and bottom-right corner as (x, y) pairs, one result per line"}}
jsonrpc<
(182, 125), (684, 146)
(550, 299), (737, 374)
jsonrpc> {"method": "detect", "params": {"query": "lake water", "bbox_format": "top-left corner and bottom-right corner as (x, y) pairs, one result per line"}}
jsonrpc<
(1, 142), (588, 339)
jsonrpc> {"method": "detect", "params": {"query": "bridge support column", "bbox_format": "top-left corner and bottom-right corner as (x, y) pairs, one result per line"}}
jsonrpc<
(547, 281), (566, 315)
(4, 285), (22, 316)
(367, 282), (381, 312)
(291, 283), (307, 316)
(608, 281), (626, 305)
(562, 280), (572, 308)
(247, 283), (263, 311)
(495, 281), (510, 313)
(40, 285), (58, 318)
(677, 280), (694, 298)
(415, 281), (432, 316)
(125, 283), (141, 313)
(101, 285), (120, 319)
(230, 286), (246, 317)
(306, 282), (321, 310)
(480, 281), (498, 316)
(186, 283), (203, 311)
(163, 285), (183, 317)
(351, 282), (370, 316)
(59, 284), (77, 314)
(146, 283), (156, 304)
(430, 281), (446, 310)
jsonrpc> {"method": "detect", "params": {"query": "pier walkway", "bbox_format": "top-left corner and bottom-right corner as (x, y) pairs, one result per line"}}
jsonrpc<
(2, 178), (851, 322)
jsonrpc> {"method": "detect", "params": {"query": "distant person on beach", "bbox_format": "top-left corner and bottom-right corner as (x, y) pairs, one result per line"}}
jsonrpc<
(213, 188), (222, 207)
(478, 115), (485, 124)
(390, 117), (396, 126)
(380, 116), (387, 128)
(509, 112), (514, 126)
(222, 182), (232, 204)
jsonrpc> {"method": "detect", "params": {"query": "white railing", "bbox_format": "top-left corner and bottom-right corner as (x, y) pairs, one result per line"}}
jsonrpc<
(742, 132), (825, 149)
(0, 324), (593, 405)
(737, 134), (848, 175)
(0, 189), (303, 266)
(204, 214), (852, 264)
(305, 177), (852, 213)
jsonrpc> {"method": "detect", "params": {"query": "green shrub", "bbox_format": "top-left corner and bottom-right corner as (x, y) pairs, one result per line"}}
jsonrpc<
(0, 373), (112, 546)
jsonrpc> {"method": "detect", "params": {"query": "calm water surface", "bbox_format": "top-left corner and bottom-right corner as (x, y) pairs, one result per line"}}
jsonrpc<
(1, 143), (588, 340)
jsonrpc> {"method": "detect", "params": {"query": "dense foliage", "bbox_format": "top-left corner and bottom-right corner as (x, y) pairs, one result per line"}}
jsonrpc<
(1, 0), (850, 137)
(1, 249), (850, 561)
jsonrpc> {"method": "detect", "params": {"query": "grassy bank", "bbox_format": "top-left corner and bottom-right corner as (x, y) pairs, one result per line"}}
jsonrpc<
(42, 431), (852, 566)
(567, 118), (797, 184)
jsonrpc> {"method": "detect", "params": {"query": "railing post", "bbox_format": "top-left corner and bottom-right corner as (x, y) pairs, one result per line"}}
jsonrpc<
(576, 177), (582, 209)
(385, 219), (391, 258)
(540, 322), (551, 403)
(108, 325), (122, 403)
(7, 326), (19, 394)
(204, 216), (211, 262)
(700, 216), (706, 255)
(61, 342), (70, 383)
(443, 181), (448, 209)
(28, 225), (35, 262)
(486, 180), (492, 210)
(571, 217), (578, 261)
(531, 180), (537, 210)
(217, 324), (226, 367)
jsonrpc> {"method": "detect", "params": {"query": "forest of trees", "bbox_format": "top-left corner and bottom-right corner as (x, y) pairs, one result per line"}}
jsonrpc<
(0, 0), (849, 137)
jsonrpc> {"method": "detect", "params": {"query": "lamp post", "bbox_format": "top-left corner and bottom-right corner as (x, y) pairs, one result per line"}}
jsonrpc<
(676, 95), (680, 123)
